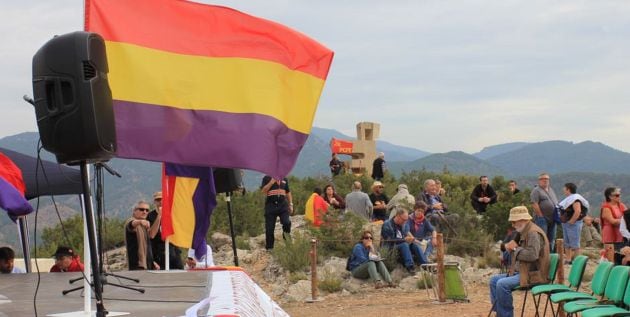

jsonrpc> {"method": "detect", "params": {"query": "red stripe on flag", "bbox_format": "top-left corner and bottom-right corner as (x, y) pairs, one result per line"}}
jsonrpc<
(85, 0), (333, 79)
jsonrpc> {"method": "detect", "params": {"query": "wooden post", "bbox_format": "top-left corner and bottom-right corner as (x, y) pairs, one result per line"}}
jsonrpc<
(605, 244), (615, 262)
(306, 238), (320, 302)
(556, 239), (566, 317)
(436, 233), (446, 302)
(556, 239), (564, 284)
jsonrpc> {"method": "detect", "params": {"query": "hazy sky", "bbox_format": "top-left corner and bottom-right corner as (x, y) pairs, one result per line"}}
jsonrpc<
(2, 1), (629, 154)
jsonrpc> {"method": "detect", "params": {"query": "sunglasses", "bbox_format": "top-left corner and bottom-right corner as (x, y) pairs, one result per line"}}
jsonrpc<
(154, 198), (162, 202)
(612, 194), (621, 197)
(363, 236), (373, 240)
(135, 208), (150, 212)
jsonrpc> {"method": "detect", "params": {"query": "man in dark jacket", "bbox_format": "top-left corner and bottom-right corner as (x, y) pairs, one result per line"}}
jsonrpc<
(471, 176), (497, 214)
(371, 152), (385, 180)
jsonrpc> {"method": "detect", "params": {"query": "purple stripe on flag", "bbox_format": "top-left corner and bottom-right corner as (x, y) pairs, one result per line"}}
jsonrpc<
(191, 168), (216, 260)
(0, 177), (33, 222)
(113, 100), (309, 178)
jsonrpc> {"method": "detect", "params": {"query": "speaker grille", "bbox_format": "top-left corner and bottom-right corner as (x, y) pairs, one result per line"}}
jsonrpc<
(83, 61), (96, 80)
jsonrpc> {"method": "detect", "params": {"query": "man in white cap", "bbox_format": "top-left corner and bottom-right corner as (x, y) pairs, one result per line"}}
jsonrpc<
(489, 206), (550, 317)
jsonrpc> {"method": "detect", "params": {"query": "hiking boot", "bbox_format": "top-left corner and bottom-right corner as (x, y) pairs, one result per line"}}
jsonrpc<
(375, 281), (385, 289)
(406, 266), (416, 276)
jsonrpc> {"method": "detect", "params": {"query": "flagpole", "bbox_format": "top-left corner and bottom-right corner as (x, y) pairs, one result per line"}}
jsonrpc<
(165, 238), (170, 271)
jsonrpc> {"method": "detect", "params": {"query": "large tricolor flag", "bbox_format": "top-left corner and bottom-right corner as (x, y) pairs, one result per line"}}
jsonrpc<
(0, 153), (33, 221)
(161, 163), (216, 260)
(85, 0), (334, 177)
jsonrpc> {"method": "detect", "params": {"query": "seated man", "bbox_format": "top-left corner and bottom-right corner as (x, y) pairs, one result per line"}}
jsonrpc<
(380, 206), (424, 275)
(408, 201), (437, 262)
(581, 216), (602, 248)
(185, 244), (215, 269)
(416, 179), (459, 232)
(0, 246), (25, 274)
(489, 206), (550, 317)
(50, 246), (84, 272)
(470, 175), (497, 214)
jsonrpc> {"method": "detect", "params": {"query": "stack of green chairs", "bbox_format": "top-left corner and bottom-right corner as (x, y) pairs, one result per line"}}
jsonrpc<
(548, 263), (625, 317)
(530, 255), (589, 317)
(561, 265), (630, 316)
(581, 272), (630, 317)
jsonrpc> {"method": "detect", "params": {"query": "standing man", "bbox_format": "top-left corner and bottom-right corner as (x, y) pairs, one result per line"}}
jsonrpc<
(489, 206), (550, 317)
(369, 181), (389, 221)
(345, 181), (373, 220)
(125, 200), (158, 270)
(261, 176), (293, 250)
(0, 246), (25, 274)
(147, 191), (183, 270)
(530, 173), (559, 252)
(371, 152), (386, 181)
(471, 176), (498, 214)
(329, 153), (343, 177)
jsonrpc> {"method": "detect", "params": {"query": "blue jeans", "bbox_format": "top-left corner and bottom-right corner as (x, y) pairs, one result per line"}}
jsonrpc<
(534, 215), (556, 252)
(424, 238), (434, 258)
(489, 273), (521, 317)
(409, 242), (428, 265)
(395, 243), (415, 269)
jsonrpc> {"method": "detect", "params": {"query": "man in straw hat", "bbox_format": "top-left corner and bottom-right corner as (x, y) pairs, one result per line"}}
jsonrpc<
(489, 206), (550, 317)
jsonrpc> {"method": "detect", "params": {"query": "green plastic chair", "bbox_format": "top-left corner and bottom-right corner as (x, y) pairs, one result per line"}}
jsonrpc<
(581, 270), (630, 317)
(518, 253), (560, 317)
(551, 266), (630, 316)
(561, 265), (630, 316)
(530, 255), (589, 316)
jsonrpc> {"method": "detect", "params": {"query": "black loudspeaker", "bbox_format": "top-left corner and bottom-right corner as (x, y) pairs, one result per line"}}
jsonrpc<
(32, 31), (116, 165)
(213, 168), (243, 194)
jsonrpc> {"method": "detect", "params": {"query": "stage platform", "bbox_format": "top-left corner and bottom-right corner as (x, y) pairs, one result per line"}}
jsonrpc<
(0, 270), (210, 316)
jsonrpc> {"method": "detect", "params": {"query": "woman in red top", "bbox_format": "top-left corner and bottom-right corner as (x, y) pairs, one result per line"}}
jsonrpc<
(322, 184), (346, 210)
(601, 187), (627, 251)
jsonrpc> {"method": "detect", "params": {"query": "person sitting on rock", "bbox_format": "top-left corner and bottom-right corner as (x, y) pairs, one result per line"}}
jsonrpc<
(581, 216), (602, 248)
(380, 206), (424, 275)
(408, 201), (437, 263)
(347, 230), (393, 289)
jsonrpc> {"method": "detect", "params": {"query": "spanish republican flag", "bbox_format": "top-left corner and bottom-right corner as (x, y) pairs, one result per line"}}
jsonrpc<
(161, 163), (216, 260)
(0, 152), (33, 221)
(84, 0), (334, 177)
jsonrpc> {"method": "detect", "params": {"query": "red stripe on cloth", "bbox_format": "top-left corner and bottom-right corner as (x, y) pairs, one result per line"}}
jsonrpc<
(85, 0), (333, 79)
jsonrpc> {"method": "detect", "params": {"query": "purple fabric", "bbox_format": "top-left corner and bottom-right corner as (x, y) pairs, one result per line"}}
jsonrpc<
(113, 100), (309, 178)
(0, 177), (33, 222)
(165, 163), (216, 260)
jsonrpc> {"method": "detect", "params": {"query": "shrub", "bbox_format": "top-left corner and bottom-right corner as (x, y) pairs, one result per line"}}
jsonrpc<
(235, 234), (251, 250)
(310, 210), (366, 258)
(289, 271), (308, 284)
(379, 245), (400, 271)
(318, 268), (343, 293)
(273, 232), (312, 272)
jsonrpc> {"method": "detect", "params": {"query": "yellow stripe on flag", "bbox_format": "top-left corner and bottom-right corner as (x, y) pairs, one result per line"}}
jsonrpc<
(169, 177), (199, 247)
(106, 41), (326, 134)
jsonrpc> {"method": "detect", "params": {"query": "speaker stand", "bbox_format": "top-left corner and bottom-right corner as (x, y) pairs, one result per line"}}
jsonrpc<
(62, 163), (144, 296)
(226, 192), (239, 266)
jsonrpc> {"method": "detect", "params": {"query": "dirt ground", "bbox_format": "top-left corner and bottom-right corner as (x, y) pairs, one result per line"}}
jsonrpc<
(280, 282), (543, 317)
